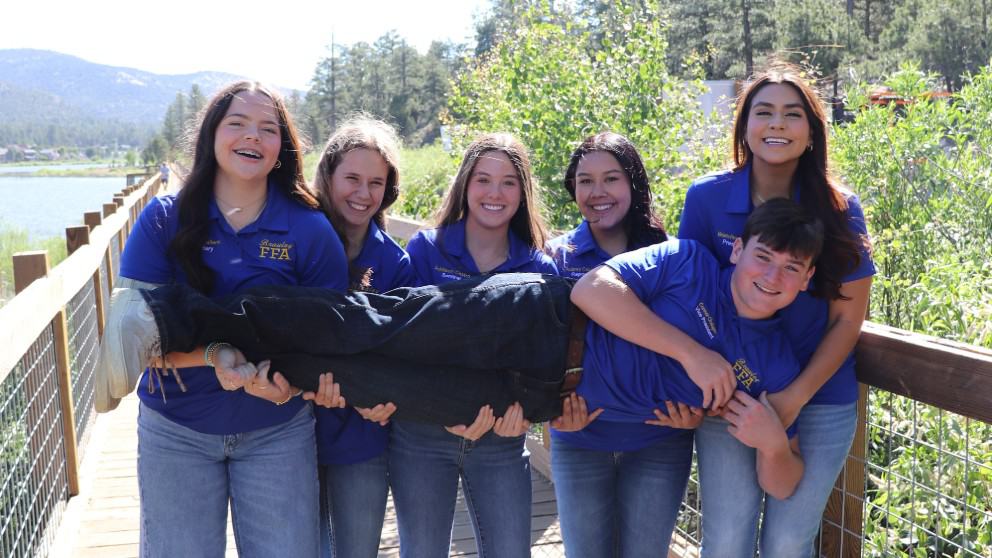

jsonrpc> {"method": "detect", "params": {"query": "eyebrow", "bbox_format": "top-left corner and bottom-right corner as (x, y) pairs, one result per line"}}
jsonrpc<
(473, 170), (519, 180)
(224, 113), (280, 126)
(576, 169), (623, 177)
(752, 101), (806, 110)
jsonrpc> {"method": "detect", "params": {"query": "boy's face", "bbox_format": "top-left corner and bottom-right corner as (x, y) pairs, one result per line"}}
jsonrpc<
(729, 236), (816, 319)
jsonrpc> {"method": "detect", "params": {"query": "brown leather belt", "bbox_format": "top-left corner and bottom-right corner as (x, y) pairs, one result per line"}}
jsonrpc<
(559, 305), (587, 397)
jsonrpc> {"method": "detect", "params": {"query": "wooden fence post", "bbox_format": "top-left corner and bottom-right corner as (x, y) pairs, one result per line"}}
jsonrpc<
(83, 211), (102, 231)
(102, 203), (116, 218)
(12, 251), (81, 495)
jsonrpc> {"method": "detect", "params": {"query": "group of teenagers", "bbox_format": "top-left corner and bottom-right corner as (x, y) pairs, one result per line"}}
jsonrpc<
(94, 63), (875, 558)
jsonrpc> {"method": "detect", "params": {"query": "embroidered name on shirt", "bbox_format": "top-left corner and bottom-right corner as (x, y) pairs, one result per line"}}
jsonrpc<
(717, 231), (737, 248)
(695, 302), (717, 339)
(732, 358), (760, 391)
(202, 239), (221, 253)
(435, 266), (471, 281)
(259, 239), (293, 261)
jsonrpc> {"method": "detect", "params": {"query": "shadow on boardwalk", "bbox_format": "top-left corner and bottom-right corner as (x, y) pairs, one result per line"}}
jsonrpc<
(50, 395), (564, 557)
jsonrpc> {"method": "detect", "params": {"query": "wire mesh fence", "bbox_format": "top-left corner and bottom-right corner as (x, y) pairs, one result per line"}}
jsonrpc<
(0, 325), (69, 558)
(66, 279), (100, 449)
(822, 388), (992, 558)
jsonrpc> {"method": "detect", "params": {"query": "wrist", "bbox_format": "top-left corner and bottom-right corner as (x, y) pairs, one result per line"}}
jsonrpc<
(275, 389), (303, 405)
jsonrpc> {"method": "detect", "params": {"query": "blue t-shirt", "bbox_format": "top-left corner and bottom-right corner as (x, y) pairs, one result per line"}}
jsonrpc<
(677, 164), (876, 405)
(119, 185), (348, 434)
(554, 240), (800, 452)
(315, 221), (416, 466)
(406, 219), (558, 286)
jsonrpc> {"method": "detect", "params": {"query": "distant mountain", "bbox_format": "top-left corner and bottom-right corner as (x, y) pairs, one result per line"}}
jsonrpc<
(0, 49), (250, 147)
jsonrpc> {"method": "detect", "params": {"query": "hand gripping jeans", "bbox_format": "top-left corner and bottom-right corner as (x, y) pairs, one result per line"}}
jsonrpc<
(141, 273), (575, 425)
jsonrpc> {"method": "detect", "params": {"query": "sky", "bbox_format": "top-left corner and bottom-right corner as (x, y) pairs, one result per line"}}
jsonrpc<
(2, 0), (489, 90)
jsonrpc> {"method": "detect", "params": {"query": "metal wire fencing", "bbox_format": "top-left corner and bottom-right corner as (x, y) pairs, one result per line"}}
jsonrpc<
(0, 325), (69, 558)
(66, 280), (100, 448)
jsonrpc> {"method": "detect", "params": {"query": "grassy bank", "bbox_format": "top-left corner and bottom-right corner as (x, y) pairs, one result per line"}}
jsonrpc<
(0, 222), (67, 307)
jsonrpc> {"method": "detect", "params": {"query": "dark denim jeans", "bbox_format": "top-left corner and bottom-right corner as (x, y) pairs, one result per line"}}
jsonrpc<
(142, 273), (575, 425)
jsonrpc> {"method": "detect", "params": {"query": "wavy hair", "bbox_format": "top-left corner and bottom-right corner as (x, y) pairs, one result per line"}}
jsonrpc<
(733, 66), (865, 300)
(563, 132), (667, 249)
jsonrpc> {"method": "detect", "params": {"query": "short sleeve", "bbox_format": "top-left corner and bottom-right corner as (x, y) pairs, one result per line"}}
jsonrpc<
(602, 241), (695, 303)
(842, 195), (876, 283)
(404, 231), (435, 287)
(677, 183), (713, 252)
(118, 197), (176, 283)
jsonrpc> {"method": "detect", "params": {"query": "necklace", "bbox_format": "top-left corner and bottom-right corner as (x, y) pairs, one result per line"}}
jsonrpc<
(753, 190), (767, 205)
(215, 195), (267, 231)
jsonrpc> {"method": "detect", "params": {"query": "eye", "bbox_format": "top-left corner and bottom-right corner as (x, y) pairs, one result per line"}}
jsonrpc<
(786, 112), (804, 119)
(578, 178), (592, 185)
(370, 180), (385, 188)
(262, 127), (279, 135)
(785, 264), (801, 273)
(754, 110), (771, 117)
(756, 253), (771, 262)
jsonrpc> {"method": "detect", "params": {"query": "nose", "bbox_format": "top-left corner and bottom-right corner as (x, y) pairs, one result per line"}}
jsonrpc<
(764, 265), (783, 285)
(769, 112), (785, 129)
(356, 180), (372, 199)
(243, 124), (261, 141)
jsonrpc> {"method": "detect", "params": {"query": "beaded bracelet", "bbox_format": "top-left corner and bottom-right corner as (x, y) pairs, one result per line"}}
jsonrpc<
(275, 389), (303, 405)
(203, 342), (233, 368)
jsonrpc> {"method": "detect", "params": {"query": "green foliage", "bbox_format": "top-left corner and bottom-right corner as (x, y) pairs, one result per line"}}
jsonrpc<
(307, 34), (463, 146)
(446, 0), (724, 231)
(833, 62), (992, 557)
(394, 144), (458, 222)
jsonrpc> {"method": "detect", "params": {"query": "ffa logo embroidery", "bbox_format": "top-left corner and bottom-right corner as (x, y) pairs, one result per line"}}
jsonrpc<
(732, 358), (760, 390)
(695, 302), (717, 339)
(258, 239), (293, 261)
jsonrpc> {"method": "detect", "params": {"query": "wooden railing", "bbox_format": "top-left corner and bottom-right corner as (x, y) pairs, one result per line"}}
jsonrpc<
(1, 200), (989, 557)
(0, 174), (164, 558)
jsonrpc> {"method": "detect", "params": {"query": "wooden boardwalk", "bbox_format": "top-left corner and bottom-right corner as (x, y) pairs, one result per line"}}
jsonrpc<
(49, 395), (564, 557)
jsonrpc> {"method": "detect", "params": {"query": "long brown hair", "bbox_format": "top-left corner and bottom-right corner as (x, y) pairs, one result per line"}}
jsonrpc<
(733, 66), (864, 300)
(435, 133), (548, 250)
(563, 132), (667, 249)
(170, 81), (314, 294)
(314, 115), (402, 238)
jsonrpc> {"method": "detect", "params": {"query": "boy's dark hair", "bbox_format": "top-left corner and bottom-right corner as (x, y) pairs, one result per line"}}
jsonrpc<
(740, 198), (824, 266)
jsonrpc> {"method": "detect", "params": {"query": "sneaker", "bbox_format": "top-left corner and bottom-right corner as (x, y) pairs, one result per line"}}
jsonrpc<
(95, 287), (161, 412)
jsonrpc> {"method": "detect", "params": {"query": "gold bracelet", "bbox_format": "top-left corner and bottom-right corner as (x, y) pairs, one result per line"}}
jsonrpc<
(204, 342), (232, 367)
(275, 389), (303, 406)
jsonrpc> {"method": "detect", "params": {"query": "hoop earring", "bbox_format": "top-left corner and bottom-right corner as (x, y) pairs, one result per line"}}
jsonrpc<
(807, 143), (814, 152)
(273, 159), (282, 169)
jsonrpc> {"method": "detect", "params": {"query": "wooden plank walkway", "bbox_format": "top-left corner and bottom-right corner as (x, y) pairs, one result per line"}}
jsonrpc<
(49, 395), (564, 557)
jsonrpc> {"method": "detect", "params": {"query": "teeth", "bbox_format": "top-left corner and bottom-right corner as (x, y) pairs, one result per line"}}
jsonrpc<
(347, 201), (370, 211)
(481, 203), (505, 211)
(754, 282), (781, 295)
(235, 149), (262, 159)
(591, 204), (613, 211)
(764, 138), (789, 145)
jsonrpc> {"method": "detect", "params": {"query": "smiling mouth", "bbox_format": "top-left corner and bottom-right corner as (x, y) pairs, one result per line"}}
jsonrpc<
(234, 149), (263, 159)
(754, 282), (782, 295)
(763, 138), (791, 146)
(347, 201), (370, 211)
(481, 203), (506, 211)
(589, 203), (615, 211)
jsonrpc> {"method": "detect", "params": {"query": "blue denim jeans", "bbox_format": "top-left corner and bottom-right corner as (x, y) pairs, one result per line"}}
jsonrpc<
(137, 402), (319, 557)
(551, 432), (694, 558)
(319, 452), (389, 558)
(389, 420), (532, 558)
(761, 402), (858, 557)
(695, 402), (858, 558)
(143, 273), (573, 424)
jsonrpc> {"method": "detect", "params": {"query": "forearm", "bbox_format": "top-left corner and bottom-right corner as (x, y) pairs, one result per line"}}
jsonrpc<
(571, 265), (703, 363)
(152, 348), (208, 369)
(757, 438), (803, 500)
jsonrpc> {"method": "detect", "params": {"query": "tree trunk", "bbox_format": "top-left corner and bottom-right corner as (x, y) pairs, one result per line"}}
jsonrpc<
(864, 0), (871, 39)
(742, 0), (753, 77)
(847, 0), (854, 16)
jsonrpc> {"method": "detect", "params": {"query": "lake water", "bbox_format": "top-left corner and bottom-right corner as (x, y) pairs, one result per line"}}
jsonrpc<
(0, 175), (127, 239)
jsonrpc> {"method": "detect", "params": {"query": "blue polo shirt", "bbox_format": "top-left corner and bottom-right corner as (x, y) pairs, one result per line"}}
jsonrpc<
(677, 165), (876, 405)
(554, 240), (800, 452)
(406, 219), (558, 286)
(546, 221), (616, 280)
(119, 185), (348, 434)
(315, 220), (416, 466)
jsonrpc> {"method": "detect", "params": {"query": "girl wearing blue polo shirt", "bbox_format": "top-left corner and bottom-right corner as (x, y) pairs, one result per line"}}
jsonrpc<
(546, 131), (667, 279)
(311, 116), (415, 558)
(113, 82), (349, 557)
(392, 133), (556, 557)
(678, 66), (875, 557)
(547, 132), (701, 558)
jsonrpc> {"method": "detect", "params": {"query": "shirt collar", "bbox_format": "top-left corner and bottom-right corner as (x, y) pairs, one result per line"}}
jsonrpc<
(727, 162), (804, 215)
(356, 220), (386, 262)
(570, 221), (610, 259)
(207, 182), (292, 234)
(443, 219), (536, 272)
